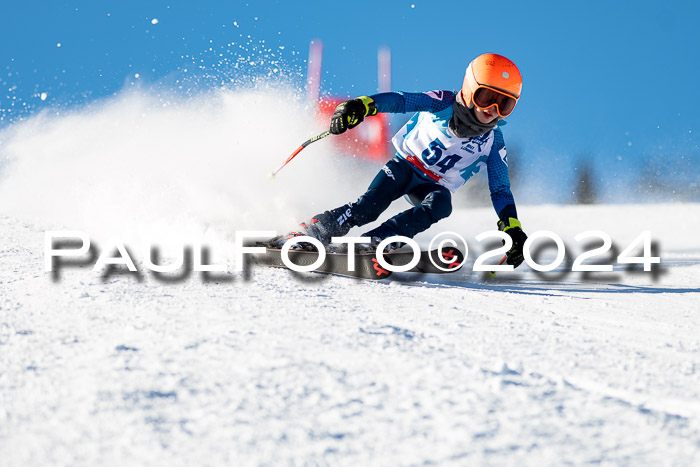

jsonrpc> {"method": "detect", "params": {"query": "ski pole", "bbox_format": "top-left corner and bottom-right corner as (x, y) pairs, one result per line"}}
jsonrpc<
(268, 130), (331, 179)
(486, 255), (507, 279)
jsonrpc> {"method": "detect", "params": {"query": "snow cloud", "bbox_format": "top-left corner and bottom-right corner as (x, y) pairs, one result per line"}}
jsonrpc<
(0, 85), (362, 247)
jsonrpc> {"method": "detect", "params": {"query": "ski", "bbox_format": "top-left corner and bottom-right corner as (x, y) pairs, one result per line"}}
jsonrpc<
(387, 247), (465, 274)
(251, 248), (392, 280)
(250, 246), (464, 280)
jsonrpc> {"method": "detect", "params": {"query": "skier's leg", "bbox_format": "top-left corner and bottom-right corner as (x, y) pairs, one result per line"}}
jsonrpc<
(301, 157), (412, 244)
(350, 157), (414, 226)
(363, 183), (452, 240)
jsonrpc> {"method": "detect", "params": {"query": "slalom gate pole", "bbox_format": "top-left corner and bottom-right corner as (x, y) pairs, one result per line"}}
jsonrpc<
(269, 130), (331, 179)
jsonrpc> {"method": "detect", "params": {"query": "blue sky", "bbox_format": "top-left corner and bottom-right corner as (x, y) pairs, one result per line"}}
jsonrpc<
(2, 0), (699, 202)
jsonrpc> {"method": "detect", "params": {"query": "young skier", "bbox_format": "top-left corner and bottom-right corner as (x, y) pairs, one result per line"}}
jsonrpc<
(276, 52), (528, 268)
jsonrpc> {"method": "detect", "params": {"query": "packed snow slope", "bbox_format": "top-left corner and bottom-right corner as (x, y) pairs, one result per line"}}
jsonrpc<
(1, 88), (699, 465)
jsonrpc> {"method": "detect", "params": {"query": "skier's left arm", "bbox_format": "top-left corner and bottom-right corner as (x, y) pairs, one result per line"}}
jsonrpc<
(487, 131), (528, 268)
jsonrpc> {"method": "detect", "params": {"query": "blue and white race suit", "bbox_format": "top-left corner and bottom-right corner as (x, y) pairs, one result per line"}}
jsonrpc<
(310, 90), (518, 241)
(374, 90), (516, 219)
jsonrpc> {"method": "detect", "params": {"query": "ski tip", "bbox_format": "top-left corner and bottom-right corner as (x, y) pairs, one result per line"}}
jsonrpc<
(266, 172), (276, 181)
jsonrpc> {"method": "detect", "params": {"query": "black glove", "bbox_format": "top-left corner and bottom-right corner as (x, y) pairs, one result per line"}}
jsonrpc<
(497, 217), (527, 268)
(330, 96), (377, 134)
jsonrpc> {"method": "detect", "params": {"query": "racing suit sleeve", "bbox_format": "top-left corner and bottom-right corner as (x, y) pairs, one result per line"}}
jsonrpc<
(369, 91), (455, 114)
(486, 128), (518, 221)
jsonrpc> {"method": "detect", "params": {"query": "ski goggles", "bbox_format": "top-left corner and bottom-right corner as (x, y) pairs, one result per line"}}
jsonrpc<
(472, 85), (519, 118)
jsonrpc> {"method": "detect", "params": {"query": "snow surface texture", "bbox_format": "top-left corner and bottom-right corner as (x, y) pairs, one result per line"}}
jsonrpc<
(1, 89), (700, 466)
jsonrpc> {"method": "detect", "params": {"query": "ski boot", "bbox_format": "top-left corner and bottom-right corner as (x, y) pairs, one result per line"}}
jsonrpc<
(268, 210), (351, 251)
(264, 231), (316, 251)
(359, 225), (406, 253)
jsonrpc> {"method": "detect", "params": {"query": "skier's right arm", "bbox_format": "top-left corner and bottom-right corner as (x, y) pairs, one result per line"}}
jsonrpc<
(370, 91), (455, 114)
(329, 91), (454, 134)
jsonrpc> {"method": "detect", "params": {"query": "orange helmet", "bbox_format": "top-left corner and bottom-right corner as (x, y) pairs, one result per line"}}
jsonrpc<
(461, 53), (522, 117)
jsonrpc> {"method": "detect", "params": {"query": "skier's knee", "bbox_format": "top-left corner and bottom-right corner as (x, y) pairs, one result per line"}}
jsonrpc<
(428, 201), (452, 221)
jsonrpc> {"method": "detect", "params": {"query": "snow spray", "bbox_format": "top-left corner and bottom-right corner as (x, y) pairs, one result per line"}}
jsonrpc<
(0, 86), (365, 255)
